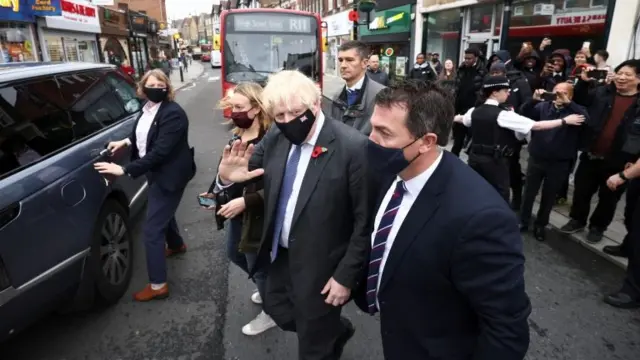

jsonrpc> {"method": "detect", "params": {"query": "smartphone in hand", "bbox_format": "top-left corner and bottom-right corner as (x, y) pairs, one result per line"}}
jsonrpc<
(541, 92), (557, 101)
(197, 195), (216, 208)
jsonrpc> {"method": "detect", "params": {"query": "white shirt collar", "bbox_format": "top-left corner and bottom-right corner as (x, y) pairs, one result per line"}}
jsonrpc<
(397, 150), (444, 197)
(484, 99), (500, 106)
(304, 111), (325, 147)
(347, 75), (365, 91)
(143, 101), (161, 114)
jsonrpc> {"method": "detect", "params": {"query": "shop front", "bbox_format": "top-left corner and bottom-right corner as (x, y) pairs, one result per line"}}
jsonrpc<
(419, 0), (613, 64)
(147, 19), (160, 59)
(158, 22), (172, 57)
(0, 0), (62, 63)
(128, 11), (150, 78)
(322, 10), (351, 76)
(98, 7), (129, 66)
(359, 4), (413, 82)
(38, 0), (101, 62)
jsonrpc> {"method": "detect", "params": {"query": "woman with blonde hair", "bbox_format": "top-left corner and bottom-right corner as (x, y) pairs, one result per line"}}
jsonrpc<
(201, 82), (277, 335)
(95, 69), (195, 302)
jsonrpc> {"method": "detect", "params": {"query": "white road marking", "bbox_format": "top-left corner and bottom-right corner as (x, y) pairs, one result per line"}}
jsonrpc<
(179, 83), (197, 91)
(208, 76), (220, 82)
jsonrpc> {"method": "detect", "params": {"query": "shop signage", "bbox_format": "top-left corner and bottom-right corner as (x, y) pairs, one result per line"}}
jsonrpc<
(362, 5), (410, 34)
(129, 12), (149, 37)
(384, 47), (394, 56)
(552, 9), (607, 26)
(44, 0), (100, 33)
(368, 16), (388, 30)
(324, 10), (351, 37)
(0, 0), (61, 22)
(100, 7), (127, 36)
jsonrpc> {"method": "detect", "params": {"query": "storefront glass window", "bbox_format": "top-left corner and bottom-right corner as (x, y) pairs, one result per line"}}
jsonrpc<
(65, 40), (79, 62)
(469, 4), (494, 33)
(78, 41), (97, 63)
(506, 0), (610, 58)
(0, 22), (36, 63)
(45, 36), (64, 61)
(424, 9), (461, 66)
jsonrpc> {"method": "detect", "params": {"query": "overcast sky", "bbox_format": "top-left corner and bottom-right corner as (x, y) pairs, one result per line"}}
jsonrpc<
(166, 0), (218, 21)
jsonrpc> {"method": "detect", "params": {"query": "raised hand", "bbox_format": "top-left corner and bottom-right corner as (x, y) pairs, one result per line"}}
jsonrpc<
(217, 140), (264, 184)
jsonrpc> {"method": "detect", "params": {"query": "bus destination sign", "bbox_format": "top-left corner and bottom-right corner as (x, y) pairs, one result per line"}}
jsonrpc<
(232, 14), (312, 33)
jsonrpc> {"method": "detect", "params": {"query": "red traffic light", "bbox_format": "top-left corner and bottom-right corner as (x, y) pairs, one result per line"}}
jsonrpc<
(348, 10), (359, 22)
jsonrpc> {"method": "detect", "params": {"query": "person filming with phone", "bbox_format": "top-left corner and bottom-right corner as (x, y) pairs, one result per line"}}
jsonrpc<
(518, 83), (588, 241)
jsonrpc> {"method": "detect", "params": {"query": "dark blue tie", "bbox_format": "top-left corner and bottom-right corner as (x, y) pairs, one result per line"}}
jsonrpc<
(271, 145), (303, 261)
(366, 180), (405, 314)
(347, 89), (358, 106)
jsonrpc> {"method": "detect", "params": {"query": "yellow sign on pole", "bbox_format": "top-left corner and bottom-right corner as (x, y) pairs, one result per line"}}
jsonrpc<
(213, 34), (221, 50)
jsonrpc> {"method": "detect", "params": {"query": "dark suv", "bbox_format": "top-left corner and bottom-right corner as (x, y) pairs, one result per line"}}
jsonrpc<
(0, 63), (147, 341)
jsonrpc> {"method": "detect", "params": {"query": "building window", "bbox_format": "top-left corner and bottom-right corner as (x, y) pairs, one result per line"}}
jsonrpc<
(328, 0), (334, 11)
(424, 8), (461, 65)
(513, 6), (524, 16)
(0, 22), (37, 63)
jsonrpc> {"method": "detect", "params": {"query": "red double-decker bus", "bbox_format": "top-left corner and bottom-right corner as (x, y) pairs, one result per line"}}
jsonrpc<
(219, 8), (323, 118)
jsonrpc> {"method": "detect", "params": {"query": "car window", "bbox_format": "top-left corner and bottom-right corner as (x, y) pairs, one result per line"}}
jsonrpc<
(105, 72), (141, 114)
(0, 76), (73, 178)
(56, 71), (129, 134)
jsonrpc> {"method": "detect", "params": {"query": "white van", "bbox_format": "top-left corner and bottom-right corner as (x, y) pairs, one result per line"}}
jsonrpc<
(211, 50), (221, 68)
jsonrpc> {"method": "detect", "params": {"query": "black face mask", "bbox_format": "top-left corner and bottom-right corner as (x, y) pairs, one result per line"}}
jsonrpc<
(275, 109), (316, 145)
(144, 87), (168, 103)
(367, 138), (421, 175)
(230, 111), (254, 129)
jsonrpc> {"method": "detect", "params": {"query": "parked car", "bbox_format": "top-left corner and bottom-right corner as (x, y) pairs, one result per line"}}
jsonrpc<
(211, 50), (221, 68)
(0, 62), (147, 342)
(201, 53), (211, 62)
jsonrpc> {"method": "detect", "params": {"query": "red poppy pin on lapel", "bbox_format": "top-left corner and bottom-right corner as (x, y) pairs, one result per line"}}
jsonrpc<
(311, 146), (328, 159)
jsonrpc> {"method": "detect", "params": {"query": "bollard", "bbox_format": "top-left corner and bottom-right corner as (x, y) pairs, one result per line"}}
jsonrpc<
(179, 65), (184, 83)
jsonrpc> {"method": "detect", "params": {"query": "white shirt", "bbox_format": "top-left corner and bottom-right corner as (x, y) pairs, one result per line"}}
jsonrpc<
(346, 75), (365, 92)
(134, 102), (161, 158)
(372, 150), (443, 305)
(461, 99), (535, 141)
(279, 112), (325, 248)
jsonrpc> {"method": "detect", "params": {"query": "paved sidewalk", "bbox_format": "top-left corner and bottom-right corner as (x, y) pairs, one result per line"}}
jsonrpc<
(321, 72), (628, 269)
(170, 61), (204, 90)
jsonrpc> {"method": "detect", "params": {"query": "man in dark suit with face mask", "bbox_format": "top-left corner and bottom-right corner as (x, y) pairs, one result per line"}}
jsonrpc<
(216, 70), (370, 360)
(354, 80), (532, 360)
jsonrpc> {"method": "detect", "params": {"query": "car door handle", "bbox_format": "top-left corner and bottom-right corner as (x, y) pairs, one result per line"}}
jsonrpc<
(90, 148), (112, 159)
(0, 203), (20, 230)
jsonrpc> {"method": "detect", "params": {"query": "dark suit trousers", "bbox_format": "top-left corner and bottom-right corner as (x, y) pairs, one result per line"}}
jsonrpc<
(508, 143), (524, 202)
(450, 123), (469, 157)
(622, 182), (640, 299)
(468, 153), (510, 202)
(520, 157), (572, 227)
(569, 156), (626, 230)
(620, 180), (640, 255)
(144, 183), (185, 284)
(265, 248), (347, 360)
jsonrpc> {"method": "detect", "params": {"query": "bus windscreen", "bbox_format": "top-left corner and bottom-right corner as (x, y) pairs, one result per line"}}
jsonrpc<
(223, 13), (320, 85)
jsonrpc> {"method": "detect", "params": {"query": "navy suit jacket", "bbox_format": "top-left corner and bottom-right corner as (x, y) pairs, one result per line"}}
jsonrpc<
(124, 101), (194, 192)
(355, 150), (531, 360)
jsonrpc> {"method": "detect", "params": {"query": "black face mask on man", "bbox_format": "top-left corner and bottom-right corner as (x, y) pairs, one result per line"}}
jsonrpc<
(275, 108), (316, 145)
(144, 87), (168, 103)
(367, 138), (423, 175)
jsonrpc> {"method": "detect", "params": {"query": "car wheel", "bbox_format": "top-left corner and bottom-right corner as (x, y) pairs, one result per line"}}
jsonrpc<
(89, 199), (133, 305)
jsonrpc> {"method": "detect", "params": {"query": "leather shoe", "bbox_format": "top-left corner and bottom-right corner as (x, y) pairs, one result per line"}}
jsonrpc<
(166, 244), (187, 257)
(134, 284), (169, 302)
(334, 316), (355, 358)
(533, 226), (546, 241)
(604, 292), (640, 309)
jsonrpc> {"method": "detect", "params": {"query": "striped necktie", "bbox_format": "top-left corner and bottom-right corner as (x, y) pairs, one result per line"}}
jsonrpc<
(366, 180), (405, 314)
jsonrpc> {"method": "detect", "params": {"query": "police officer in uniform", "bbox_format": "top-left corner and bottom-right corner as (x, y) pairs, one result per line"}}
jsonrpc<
(454, 75), (585, 201)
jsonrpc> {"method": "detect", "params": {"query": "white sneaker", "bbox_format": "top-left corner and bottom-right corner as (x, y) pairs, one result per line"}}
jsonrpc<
(242, 311), (277, 336)
(251, 291), (262, 304)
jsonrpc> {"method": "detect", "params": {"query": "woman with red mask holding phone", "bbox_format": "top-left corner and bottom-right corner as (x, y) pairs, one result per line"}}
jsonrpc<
(200, 82), (276, 335)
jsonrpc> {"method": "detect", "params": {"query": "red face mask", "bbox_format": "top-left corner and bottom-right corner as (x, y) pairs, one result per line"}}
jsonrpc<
(230, 111), (254, 129)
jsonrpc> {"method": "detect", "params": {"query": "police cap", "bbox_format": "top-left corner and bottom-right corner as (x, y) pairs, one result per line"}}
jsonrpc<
(482, 75), (510, 92)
